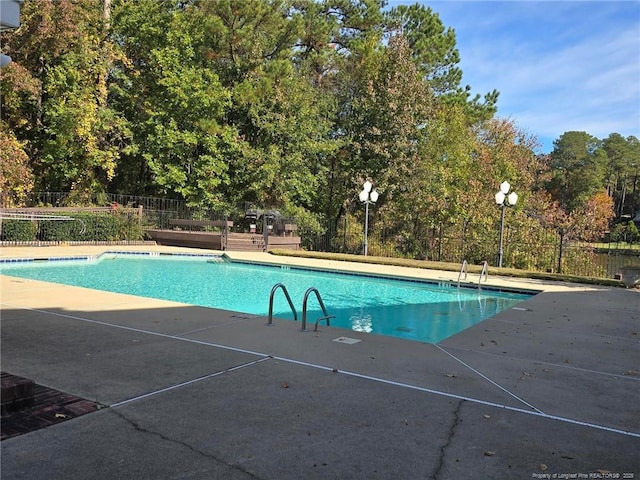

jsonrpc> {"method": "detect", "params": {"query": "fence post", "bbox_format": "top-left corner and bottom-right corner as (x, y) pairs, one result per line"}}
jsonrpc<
(263, 221), (269, 252)
(557, 229), (564, 274)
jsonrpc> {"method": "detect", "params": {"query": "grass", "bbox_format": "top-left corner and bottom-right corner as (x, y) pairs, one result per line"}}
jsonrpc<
(269, 249), (626, 288)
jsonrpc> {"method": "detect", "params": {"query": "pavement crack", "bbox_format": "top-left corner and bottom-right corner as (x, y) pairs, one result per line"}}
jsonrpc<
(431, 399), (464, 480)
(110, 409), (263, 479)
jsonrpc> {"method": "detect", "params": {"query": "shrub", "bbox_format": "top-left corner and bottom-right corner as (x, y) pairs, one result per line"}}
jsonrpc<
(1, 219), (37, 241)
(611, 221), (639, 244)
(561, 247), (607, 277)
(1, 211), (144, 242)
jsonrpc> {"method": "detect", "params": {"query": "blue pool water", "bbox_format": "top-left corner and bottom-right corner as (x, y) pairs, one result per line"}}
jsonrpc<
(1, 253), (534, 343)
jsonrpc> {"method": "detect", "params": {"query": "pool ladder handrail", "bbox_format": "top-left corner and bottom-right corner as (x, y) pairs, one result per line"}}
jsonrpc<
(267, 283), (297, 325)
(301, 287), (335, 332)
(458, 260), (488, 290)
(457, 260), (468, 287)
(478, 261), (489, 290)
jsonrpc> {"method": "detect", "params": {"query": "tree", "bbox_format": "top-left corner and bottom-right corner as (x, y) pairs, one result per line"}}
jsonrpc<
(110, 0), (238, 210)
(602, 133), (640, 217)
(3, 0), (515, 242)
(454, 118), (545, 263)
(327, 32), (437, 236)
(386, 3), (498, 122)
(224, 61), (338, 212)
(566, 191), (615, 242)
(611, 221), (639, 244)
(0, 125), (34, 206)
(547, 131), (607, 213)
(196, 0), (302, 86)
(107, 0), (177, 194)
(190, 0), (339, 217)
(360, 34), (437, 235)
(1, 0), (129, 201)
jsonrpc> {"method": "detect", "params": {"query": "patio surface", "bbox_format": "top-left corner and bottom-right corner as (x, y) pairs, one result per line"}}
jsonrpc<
(1, 245), (638, 479)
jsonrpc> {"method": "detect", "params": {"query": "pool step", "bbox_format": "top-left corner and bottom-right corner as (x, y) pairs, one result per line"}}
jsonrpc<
(226, 233), (266, 252)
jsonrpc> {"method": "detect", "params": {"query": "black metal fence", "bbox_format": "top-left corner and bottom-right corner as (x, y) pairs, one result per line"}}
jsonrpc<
(1, 194), (296, 242)
(305, 225), (640, 279)
(0, 207), (148, 245)
(14, 191), (186, 213)
(4, 192), (639, 279)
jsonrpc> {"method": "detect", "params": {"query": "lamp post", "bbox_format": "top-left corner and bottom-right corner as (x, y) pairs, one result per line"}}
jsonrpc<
(495, 181), (518, 268)
(359, 180), (378, 256)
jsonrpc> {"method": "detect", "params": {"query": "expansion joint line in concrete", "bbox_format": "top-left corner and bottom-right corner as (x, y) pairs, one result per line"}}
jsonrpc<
(1, 302), (271, 359)
(271, 359), (640, 439)
(175, 318), (250, 337)
(434, 344), (544, 414)
(111, 357), (271, 408)
(441, 344), (640, 381)
(4, 303), (640, 440)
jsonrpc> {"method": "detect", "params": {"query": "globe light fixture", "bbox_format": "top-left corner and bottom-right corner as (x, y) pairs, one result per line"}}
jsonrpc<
(359, 181), (378, 256)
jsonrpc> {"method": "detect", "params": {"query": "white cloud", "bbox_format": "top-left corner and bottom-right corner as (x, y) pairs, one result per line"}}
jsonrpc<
(408, 0), (640, 151)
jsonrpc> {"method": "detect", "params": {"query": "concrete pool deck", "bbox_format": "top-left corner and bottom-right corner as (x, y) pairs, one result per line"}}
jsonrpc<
(1, 245), (638, 479)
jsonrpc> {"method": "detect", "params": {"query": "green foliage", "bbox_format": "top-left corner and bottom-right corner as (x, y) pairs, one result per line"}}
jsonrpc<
(386, 3), (497, 121)
(2, 0), (635, 278)
(629, 221), (640, 243)
(611, 221), (639, 244)
(330, 213), (365, 254)
(0, 213), (144, 242)
(1, 220), (38, 241)
(0, 124), (34, 206)
(226, 61), (338, 213)
(561, 247), (607, 278)
(548, 131), (607, 212)
(602, 133), (640, 216)
(1, 0), (130, 197)
(0, 0), (509, 217)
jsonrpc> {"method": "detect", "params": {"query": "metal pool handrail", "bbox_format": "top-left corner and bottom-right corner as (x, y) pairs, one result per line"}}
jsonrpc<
(267, 283), (297, 325)
(457, 260), (468, 287)
(301, 287), (334, 332)
(479, 261), (489, 289)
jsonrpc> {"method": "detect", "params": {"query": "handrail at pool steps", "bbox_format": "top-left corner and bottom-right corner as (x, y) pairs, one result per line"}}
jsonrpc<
(457, 260), (489, 290)
(267, 284), (335, 332)
(267, 283), (298, 325)
(301, 287), (335, 332)
(479, 261), (489, 290)
(457, 260), (468, 287)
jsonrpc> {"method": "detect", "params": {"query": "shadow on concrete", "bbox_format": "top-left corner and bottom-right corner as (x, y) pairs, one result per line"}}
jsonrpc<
(1, 285), (639, 479)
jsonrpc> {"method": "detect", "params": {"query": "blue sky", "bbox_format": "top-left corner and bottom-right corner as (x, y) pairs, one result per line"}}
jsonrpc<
(387, 0), (640, 153)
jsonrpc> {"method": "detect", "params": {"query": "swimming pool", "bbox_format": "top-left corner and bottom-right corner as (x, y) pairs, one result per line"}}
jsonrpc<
(0, 252), (534, 343)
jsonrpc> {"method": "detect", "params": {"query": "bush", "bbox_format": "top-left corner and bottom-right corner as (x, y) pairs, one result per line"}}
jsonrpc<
(39, 216), (88, 241)
(561, 247), (607, 277)
(627, 221), (639, 243)
(1, 219), (38, 241)
(40, 212), (144, 241)
(1, 212), (144, 242)
(610, 221), (639, 244)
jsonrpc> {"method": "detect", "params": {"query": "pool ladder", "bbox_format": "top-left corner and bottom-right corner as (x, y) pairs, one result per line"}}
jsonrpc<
(302, 287), (335, 332)
(458, 260), (489, 290)
(268, 283), (297, 325)
(457, 260), (468, 287)
(267, 283), (335, 332)
(479, 261), (488, 290)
